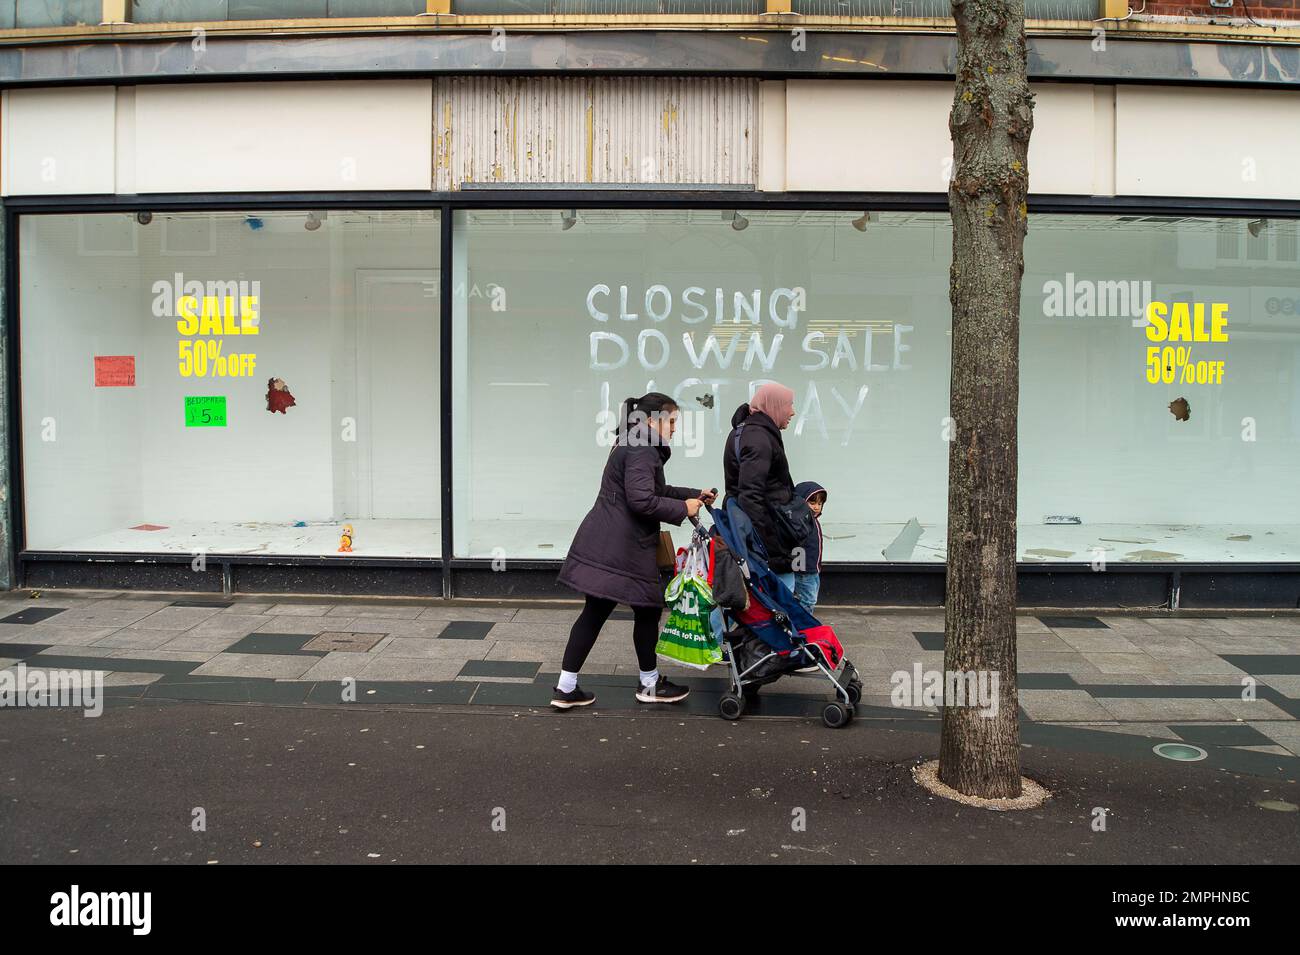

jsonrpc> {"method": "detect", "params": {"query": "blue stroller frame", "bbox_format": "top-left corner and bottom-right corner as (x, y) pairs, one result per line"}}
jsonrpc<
(692, 499), (863, 728)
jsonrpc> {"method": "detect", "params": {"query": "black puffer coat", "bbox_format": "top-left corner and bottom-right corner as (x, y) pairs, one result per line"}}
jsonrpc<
(558, 428), (701, 608)
(722, 403), (797, 573)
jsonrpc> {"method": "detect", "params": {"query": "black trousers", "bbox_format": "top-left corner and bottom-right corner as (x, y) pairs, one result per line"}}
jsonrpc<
(561, 595), (662, 674)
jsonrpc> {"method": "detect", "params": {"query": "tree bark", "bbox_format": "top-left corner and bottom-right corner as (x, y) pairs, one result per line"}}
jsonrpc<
(939, 0), (1034, 799)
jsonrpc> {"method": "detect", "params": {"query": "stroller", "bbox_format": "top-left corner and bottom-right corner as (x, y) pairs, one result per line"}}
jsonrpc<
(688, 499), (863, 729)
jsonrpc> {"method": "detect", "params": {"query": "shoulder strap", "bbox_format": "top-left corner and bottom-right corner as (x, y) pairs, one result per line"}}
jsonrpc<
(732, 422), (746, 464)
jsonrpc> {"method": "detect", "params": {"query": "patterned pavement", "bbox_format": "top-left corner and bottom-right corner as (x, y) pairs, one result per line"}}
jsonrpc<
(1, 590), (1298, 778)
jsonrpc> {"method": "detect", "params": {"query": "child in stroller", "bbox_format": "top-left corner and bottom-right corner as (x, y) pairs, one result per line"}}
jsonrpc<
(694, 499), (863, 728)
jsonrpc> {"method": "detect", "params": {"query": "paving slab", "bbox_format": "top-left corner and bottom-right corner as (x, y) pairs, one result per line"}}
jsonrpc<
(356, 657), (465, 682)
(1019, 689), (1117, 722)
(252, 617), (331, 636)
(324, 604), (424, 619)
(1159, 655), (1249, 677)
(1079, 652), (1176, 676)
(1187, 633), (1297, 654)
(51, 608), (166, 628)
(1208, 617), (1300, 637)
(108, 648), (218, 664)
(1255, 722), (1300, 755)
(265, 603), (341, 616)
(154, 632), (246, 653)
(189, 653), (317, 680)
(187, 613), (274, 636)
(33, 645), (117, 658)
(1, 626), (117, 645)
(1258, 674), (1300, 698)
(852, 630), (931, 649)
(510, 608), (583, 624)
(1095, 617), (1164, 636)
(1215, 698), (1294, 721)
(415, 607), (518, 622)
(1096, 697), (1241, 722)
(101, 672), (165, 686)
(1053, 631), (1143, 653)
(477, 622), (573, 643)
(123, 606), (224, 630)
(379, 637), (494, 661)
(217, 602), (274, 614)
(1141, 617), (1235, 636)
(295, 652), (375, 683)
(87, 630), (179, 651)
(315, 616), (399, 635)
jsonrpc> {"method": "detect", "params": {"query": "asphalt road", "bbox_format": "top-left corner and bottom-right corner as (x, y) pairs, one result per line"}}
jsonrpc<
(2, 699), (1297, 865)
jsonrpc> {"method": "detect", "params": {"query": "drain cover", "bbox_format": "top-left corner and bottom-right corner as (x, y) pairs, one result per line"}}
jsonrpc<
(1152, 742), (1208, 762)
(303, 631), (384, 653)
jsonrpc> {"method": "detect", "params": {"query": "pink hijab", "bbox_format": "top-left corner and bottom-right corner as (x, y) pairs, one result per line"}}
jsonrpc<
(750, 383), (796, 429)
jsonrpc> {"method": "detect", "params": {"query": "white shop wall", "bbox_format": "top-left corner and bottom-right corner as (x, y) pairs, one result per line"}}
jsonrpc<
(781, 80), (1108, 195)
(1115, 86), (1300, 201)
(4, 77), (1300, 202)
(2, 81), (434, 196)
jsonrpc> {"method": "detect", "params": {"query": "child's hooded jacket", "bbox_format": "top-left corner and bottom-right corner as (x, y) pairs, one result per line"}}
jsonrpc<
(793, 481), (826, 573)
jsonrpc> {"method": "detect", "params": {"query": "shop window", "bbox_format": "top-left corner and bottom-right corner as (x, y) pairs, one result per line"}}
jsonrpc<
(453, 209), (1300, 564)
(1020, 215), (1299, 564)
(451, 208), (953, 562)
(18, 210), (442, 557)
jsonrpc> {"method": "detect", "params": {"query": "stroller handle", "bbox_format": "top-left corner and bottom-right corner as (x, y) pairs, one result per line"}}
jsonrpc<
(688, 488), (718, 528)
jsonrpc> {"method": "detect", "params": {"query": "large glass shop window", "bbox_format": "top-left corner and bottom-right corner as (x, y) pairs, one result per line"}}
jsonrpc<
(452, 209), (1300, 564)
(1020, 215), (1300, 564)
(451, 209), (955, 562)
(19, 210), (442, 557)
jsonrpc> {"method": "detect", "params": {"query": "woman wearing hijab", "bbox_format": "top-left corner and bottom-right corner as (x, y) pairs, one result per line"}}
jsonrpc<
(723, 382), (800, 588)
(553, 392), (716, 710)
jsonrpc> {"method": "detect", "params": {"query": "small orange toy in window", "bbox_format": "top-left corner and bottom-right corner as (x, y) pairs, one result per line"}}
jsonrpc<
(266, 377), (296, 414)
(338, 524), (354, 553)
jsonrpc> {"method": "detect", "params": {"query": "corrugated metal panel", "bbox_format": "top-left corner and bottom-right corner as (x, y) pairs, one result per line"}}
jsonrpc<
(433, 76), (757, 190)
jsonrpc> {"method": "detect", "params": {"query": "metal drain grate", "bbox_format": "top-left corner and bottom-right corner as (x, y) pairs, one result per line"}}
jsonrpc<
(302, 631), (385, 653)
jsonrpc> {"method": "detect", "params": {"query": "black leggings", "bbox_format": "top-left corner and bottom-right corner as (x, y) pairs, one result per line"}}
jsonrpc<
(561, 595), (662, 674)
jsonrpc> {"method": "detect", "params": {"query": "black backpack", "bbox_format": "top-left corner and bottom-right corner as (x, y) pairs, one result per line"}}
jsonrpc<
(732, 423), (813, 550)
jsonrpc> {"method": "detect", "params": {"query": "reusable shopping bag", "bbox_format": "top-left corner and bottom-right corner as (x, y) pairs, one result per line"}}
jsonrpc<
(655, 536), (723, 669)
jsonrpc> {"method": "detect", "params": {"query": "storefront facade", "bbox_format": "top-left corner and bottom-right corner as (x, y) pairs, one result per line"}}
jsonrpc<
(2, 13), (1300, 607)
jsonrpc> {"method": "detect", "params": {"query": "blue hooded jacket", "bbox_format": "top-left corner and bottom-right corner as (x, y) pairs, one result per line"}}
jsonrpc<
(793, 481), (827, 573)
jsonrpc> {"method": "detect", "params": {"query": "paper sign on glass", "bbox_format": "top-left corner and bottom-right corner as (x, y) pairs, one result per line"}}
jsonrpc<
(184, 395), (227, 428)
(94, 355), (136, 387)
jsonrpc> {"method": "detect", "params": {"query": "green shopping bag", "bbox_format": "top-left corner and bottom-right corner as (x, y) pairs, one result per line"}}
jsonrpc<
(655, 539), (722, 669)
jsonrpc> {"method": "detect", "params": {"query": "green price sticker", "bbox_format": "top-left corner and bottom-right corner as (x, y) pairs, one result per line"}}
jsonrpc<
(184, 395), (227, 428)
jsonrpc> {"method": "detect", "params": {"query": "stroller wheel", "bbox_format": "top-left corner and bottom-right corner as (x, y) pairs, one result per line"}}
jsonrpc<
(719, 694), (745, 721)
(847, 680), (863, 706)
(822, 701), (852, 729)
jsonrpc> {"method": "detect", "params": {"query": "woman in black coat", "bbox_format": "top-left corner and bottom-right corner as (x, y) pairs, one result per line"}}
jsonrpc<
(554, 392), (715, 709)
(722, 382), (799, 581)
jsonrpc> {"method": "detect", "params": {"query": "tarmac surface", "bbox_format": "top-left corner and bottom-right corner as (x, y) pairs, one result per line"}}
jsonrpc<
(3, 698), (1298, 865)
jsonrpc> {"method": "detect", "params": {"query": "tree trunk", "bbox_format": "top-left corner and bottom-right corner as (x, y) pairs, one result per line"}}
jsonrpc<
(938, 0), (1034, 799)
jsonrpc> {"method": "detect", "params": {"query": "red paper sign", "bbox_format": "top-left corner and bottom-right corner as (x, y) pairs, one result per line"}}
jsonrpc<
(94, 355), (136, 387)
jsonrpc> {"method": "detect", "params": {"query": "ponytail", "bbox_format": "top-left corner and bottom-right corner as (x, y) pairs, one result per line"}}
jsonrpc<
(612, 395), (639, 444)
(614, 391), (678, 446)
